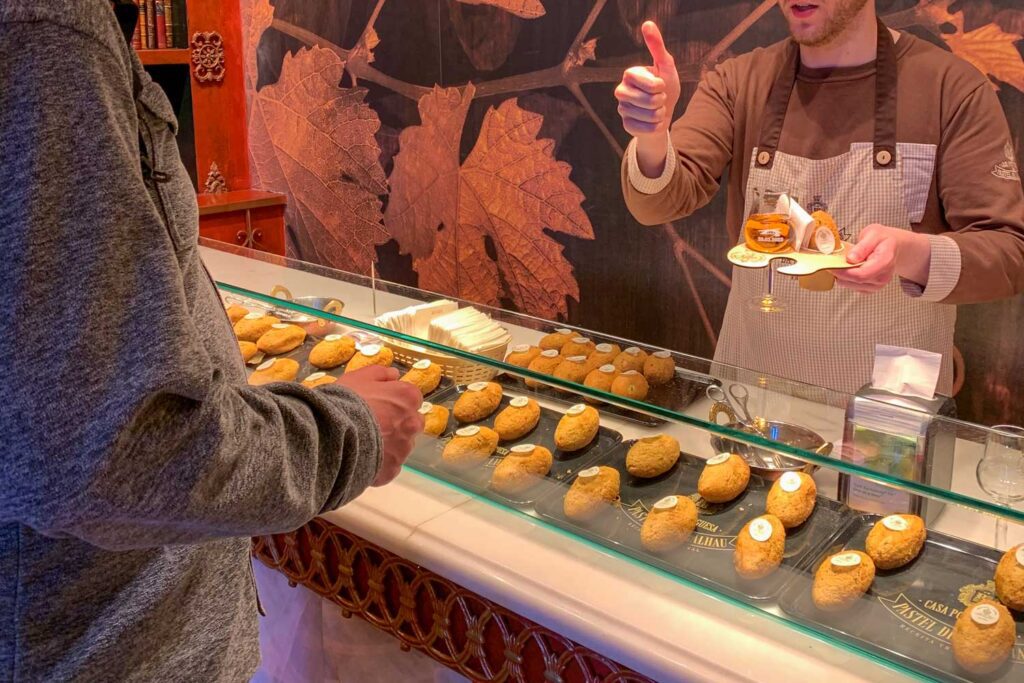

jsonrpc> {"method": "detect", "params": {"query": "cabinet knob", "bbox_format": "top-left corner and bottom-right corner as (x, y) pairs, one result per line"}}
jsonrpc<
(253, 229), (264, 243)
(235, 230), (247, 245)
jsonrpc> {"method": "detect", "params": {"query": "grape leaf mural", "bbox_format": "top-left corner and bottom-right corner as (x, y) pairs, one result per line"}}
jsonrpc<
(944, 23), (1024, 91)
(249, 46), (388, 273)
(457, 0), (546, 19)
(386, 84), (595, 319)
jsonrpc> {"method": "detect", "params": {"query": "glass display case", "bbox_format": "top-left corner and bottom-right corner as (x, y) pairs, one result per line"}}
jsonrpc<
(204, 239), (1024, 683)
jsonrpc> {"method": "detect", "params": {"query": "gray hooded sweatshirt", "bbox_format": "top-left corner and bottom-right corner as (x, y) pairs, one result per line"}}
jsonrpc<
(0, 1), (383, 680)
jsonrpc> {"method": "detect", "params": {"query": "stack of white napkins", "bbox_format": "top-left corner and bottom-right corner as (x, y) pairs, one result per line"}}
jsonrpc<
(375, 300), (511, 354)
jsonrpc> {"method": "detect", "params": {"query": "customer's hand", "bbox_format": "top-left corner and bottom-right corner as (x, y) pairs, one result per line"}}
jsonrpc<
(334, 366), (424, 486)
(614, 21), (681, 177)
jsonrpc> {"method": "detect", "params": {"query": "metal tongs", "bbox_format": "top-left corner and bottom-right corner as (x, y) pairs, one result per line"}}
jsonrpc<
(706, 384), (777, 468)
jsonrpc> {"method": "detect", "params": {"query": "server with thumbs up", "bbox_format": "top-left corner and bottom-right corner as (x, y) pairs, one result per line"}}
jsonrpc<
(617, 2), (1024, 395)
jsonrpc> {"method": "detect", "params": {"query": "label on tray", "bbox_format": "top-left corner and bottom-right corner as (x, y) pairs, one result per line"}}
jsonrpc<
(749, 517), (773, 542)
(652, 350), (672, 359)
(413, 359), (432, 370)
(359, 344), (381, 357)
(599, 364), (617, 373)
(653, 495), (678, 511)
(780, 471), (802, 493)
(831, 552), (862, 568)
(706, 453), (731, 466)
(467, 382), (489, 392)
(272, 323), (290, 329)
(418, 402), (434, 415)
(595, 343), (614, 353)
(579, 466), (601, 479)
(971, 604), (1000, 626)
(510, 444), (535, 454)
(305, 372), (327, 382)
(624, 347), (641, 356)
(567, 404), (587, 416)
(244, 312), (264, 320)
(1017, 545), (1024, 567)
(882, 515), (909, 532)
(540, 349), (560, 358)
(512, 344), (532, 353)
(510, 397), (530, 408)
(456, 426), (480, 437)
(257, 359), (276, 371)
(814, 226), (837, 255)
(326, 334), (344, 342)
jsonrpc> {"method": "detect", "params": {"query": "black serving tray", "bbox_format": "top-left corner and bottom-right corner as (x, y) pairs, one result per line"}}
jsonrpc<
(777, 515), (1024, 682)
(244, 333), (453, 401)
(533, 443), (856, 602)
(406, 385), (623, 508)
(498, 367), (717, 427)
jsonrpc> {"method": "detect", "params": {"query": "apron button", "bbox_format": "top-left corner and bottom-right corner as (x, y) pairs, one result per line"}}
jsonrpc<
(757, 151), (771, 166)
(876, 149), (892, 166)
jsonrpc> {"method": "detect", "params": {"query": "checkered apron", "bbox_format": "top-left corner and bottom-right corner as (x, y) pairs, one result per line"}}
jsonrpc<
(715, 21), (955, 395)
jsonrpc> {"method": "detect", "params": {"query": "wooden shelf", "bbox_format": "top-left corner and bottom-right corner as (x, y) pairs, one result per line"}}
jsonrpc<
(138, 49), (190, 66)
(197, 190), (288, 216)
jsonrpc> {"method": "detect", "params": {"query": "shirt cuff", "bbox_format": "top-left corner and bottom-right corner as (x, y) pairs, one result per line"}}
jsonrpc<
(625, 131), (677, 195)
(900, 234), (962, 303)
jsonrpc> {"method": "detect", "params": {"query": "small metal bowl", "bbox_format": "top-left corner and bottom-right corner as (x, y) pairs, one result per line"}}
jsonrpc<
(269, 285), (346, 336)
(709, 420), (832, 481)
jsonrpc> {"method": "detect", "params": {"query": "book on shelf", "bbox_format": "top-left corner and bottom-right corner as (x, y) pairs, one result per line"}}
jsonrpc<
(154, 0), (167, 49)
(145, 0), (156, 49)
(138, 0), (148, 49)
(131, 10), (141, 50)
(164, 0), (174, 49)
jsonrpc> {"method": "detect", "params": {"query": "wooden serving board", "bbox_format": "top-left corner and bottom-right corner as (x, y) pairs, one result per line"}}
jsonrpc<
(727, 242), (861, 276)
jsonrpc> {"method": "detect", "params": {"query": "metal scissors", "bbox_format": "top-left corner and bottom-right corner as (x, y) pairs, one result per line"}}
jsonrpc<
(728, 384), (756, 425)
(706, 385), (743, 424)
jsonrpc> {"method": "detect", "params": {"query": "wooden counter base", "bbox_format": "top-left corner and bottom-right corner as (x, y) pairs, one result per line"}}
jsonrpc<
(253, 519), (653, 683)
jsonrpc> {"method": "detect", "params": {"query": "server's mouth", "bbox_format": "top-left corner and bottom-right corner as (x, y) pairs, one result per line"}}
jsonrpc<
(789, 3), (820, 19)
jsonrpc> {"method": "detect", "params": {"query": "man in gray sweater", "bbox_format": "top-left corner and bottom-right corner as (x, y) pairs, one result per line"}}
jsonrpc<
(0, 1), (424, 680)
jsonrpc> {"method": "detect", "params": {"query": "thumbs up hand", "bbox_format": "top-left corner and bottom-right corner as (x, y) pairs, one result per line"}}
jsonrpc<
(615, 21), (681, 141)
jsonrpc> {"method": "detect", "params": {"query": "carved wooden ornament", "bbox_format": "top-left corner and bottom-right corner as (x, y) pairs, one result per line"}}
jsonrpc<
(191, 31), (225, 83)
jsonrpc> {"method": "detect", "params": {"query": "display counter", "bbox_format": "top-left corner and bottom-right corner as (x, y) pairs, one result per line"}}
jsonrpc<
(203, 240), (1024, 683)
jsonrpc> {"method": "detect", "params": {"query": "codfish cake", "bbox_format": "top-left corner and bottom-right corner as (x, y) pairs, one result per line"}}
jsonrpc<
(812, 551), (876, 612)
(238, 341), (259, 362)
(226, 304), (250, 324)
(505, 344), (541, 369)
(563, 466), (620, 522)
(765, 471), (817, 528)
(419, 402), (450, 437)
(525, 349), (562, 388)
(561, 336), (597, 358)
(234, 312), (281, 342)
(539, 328), (574, 351)
(554, 404), (600, 451)
(344, 344), (395, 374)
(697, 453), (750, 504)
(442, 425), (499, 469)
(733, 514), (786, 579)
(490, 444), (553, 496)
(257, 323), (307, 355)
(583, 364), (619, 403)
(309, 334), (357, 369)
(493, 397), (541, 441)
(400, 359), (443, 396)
(865, 514), (926, 570)
(640, 495), (698, 553)
(453, 382), (503, 423)
(553, 355), (589, 386)
(301, 372), (336, 389)
(625, 435), (680, 478)
(248, 358), (300, 386)
(612, 346), (648, 373)
(610, 370), (649, 401)
(643, 350), (675, 386)
(952, 600), (1015, 675)
(583, 343), (621, 374)
(995, 544), (1024, 611)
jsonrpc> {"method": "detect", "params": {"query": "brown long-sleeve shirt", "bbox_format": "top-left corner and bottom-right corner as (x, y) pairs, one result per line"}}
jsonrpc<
(622, 31), (1024, 304)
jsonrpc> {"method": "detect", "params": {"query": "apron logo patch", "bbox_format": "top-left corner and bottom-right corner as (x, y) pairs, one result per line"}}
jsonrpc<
(992, 141), (1020, 181)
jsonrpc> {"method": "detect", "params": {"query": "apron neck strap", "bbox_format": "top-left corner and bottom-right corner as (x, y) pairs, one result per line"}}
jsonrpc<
(755, 18), (898, 171)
